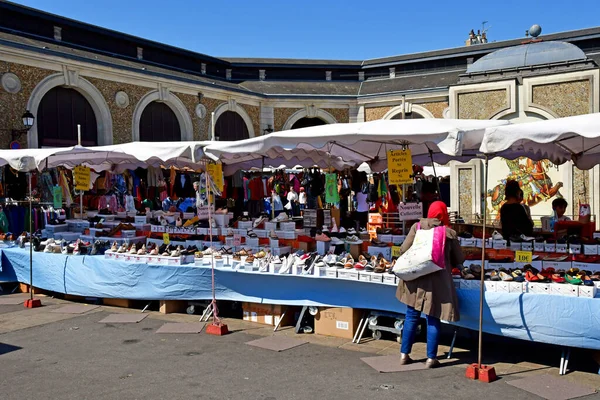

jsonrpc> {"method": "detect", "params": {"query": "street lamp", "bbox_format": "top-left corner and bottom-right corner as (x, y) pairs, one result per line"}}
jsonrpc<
(0, 110), (36, 147)
(21, 110), (35, 130)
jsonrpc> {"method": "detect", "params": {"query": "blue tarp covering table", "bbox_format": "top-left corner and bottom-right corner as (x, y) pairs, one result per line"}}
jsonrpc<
(1, 247), (599, 350)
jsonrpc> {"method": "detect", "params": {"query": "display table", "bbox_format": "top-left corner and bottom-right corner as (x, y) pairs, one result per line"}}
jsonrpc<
(1, 247), (599, 350)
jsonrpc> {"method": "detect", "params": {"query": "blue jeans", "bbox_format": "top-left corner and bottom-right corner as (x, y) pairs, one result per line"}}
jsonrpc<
(400, 306), (440, 359)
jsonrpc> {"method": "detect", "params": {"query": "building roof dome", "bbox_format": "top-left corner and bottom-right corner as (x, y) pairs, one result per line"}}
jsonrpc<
(466, 41), (587, 73)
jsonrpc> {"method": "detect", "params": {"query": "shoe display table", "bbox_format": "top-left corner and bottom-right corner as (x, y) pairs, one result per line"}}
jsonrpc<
(2, 247), (600, 350)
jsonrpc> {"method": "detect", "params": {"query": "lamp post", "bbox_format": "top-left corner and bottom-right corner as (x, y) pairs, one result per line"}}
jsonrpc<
(5, 110), (35, 148)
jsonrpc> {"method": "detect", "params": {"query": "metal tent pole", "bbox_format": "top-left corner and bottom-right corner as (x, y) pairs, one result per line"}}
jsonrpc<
(477, 155), (489, 368)
(28, 172), (33, 301)
(78, 124), (83, 220)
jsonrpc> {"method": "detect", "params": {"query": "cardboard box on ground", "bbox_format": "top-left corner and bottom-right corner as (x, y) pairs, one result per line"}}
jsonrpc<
(242, 302), (297, 327)
(314, 307), (363, 339)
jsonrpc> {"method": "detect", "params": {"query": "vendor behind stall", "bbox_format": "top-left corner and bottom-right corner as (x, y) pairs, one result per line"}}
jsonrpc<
(500, 180), (534, 239)
(552, 198), (571, 221)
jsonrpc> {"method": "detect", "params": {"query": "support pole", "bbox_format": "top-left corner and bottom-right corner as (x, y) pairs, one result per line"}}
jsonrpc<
(205, 166), (229, 335)
(210, 112), (216, 141)
(78, 124), (83, 220)
(478, 156), (489, 369)
(24, 172), (41, 308)
(28, 173), (33, 301)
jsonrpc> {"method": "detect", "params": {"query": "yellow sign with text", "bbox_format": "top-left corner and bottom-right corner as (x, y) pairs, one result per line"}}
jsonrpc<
(207, 163), (224, 192)
(163, 233), (170, 245)
(73, 165), (91, 191)
(515, 250), (532, 263)
(387, 149), (413, 185)
(391, 245), (402, 258)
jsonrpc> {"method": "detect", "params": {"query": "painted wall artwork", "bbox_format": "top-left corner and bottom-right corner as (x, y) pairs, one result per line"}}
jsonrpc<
(487, 158), (564, 221)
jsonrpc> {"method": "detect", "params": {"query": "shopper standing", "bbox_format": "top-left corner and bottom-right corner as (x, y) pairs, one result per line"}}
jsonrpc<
(396, 201), (463, 368)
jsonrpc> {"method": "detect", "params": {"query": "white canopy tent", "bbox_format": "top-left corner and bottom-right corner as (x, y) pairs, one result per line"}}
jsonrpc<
(0, 141), (209, 172)
(479, 113), (600, 169)
(203, 119), (510, 172)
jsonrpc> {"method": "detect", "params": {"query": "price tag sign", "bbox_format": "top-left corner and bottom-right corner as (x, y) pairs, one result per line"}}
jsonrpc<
(233, 234), (241, 247)
(162, 233), (170, 245)
(387, 149), (413, 185)
(515, 250), (532, 263)
(73, 165), (91, 191)
(391, 245), (402, 258)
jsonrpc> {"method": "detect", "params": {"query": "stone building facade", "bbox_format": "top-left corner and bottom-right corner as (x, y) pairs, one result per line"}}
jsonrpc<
(1, 2), (599, 218)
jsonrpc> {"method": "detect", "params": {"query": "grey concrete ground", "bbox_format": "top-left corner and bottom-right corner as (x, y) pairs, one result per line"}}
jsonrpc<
(1, 294), (599, 400)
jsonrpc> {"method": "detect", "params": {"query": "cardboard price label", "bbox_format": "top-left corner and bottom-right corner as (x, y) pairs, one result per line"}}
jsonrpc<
(515, 250), (532, 263)
(391, 245), (402, 258)
(73, 165), (91, 191)
(387, 149), (413, 185)
(233, 234), (241, 247)
(398, 202), (423, 221)
(163, 233), (170, 245)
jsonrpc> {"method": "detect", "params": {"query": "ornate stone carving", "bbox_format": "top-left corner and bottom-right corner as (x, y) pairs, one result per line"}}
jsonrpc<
(195, 104), (207, 119)
(114, 91), (130, 108)
(1, 72), (21, 93)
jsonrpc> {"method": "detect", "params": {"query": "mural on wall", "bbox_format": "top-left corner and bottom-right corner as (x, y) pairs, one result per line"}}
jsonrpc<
(487, 158), (564, 221)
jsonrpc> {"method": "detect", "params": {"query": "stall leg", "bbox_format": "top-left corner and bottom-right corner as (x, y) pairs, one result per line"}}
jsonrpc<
(559, 349), (565, 375)
(353, 311), (368, 343)
(447, 329), (458, 359)
(294, 306), (308, 334)
(355, 311), (370, 344)
(563, 348), (571, 375)
(273, 307), (288, 332)
(141, 302), (152, 313)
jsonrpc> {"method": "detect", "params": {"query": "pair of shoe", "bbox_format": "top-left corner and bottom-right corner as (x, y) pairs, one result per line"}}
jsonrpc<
(400, 354), (440, 368)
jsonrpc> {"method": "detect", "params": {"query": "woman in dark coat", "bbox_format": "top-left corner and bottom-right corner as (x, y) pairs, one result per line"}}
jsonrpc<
(396, 201), (464, 368)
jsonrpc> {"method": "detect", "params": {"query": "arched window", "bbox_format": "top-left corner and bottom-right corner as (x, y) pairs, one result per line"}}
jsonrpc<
(291, 117), (327, 130)
(139, 101), (181, 142)
(215, 111), (249, 141)
(37, 86), (97, 147)
(391, 112), (424, 120)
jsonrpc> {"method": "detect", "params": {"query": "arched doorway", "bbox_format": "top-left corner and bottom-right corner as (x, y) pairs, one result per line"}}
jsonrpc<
(139, 101), (181, 142)
(215, 111), (249, 141)
(291, 117), (327, 130)
(391, 112), (424, 120)
(36, 86), (98, 147)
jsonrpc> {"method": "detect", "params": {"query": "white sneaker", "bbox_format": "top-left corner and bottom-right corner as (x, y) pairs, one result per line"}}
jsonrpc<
(330, 237), (344, 245)
(272, 213), (289, 222)
(491, 230), (504, 240)
(347, 228), (357, 235)
(339, 227), (347, 234)
(253, 216), (265, 228)
(345, 235), (362, 244)
(322, 225), (330, 233)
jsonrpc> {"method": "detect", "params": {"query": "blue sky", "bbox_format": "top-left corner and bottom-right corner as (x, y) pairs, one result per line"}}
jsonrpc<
(12, 0), (600, 60)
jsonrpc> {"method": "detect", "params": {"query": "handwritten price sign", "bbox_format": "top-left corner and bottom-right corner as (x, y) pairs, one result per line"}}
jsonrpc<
(387, 149), (413, 185)
(515, 250), (532, 263)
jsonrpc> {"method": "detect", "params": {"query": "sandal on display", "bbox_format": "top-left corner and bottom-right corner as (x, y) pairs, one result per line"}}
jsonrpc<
(498, 271), (513, 281)
(137, 245), (146, 255)
(565, 268), (583, 285)
(344, 256), (355, 269)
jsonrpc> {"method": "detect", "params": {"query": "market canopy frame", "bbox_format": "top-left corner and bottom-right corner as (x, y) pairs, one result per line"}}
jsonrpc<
(202, 118), (510, 172)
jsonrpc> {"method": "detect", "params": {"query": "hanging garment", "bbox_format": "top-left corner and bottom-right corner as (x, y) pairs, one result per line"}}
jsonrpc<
(325, 173), (340, 204)
(124, 195), (136, 212)
(174, 173), (194, 198)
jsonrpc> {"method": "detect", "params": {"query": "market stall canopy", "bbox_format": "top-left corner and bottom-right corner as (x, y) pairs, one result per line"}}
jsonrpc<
(479, 113), (600, 169)
(202, 119), (510, 172)
(0, 141), (209, 172)
(213, 149), (353, 176)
